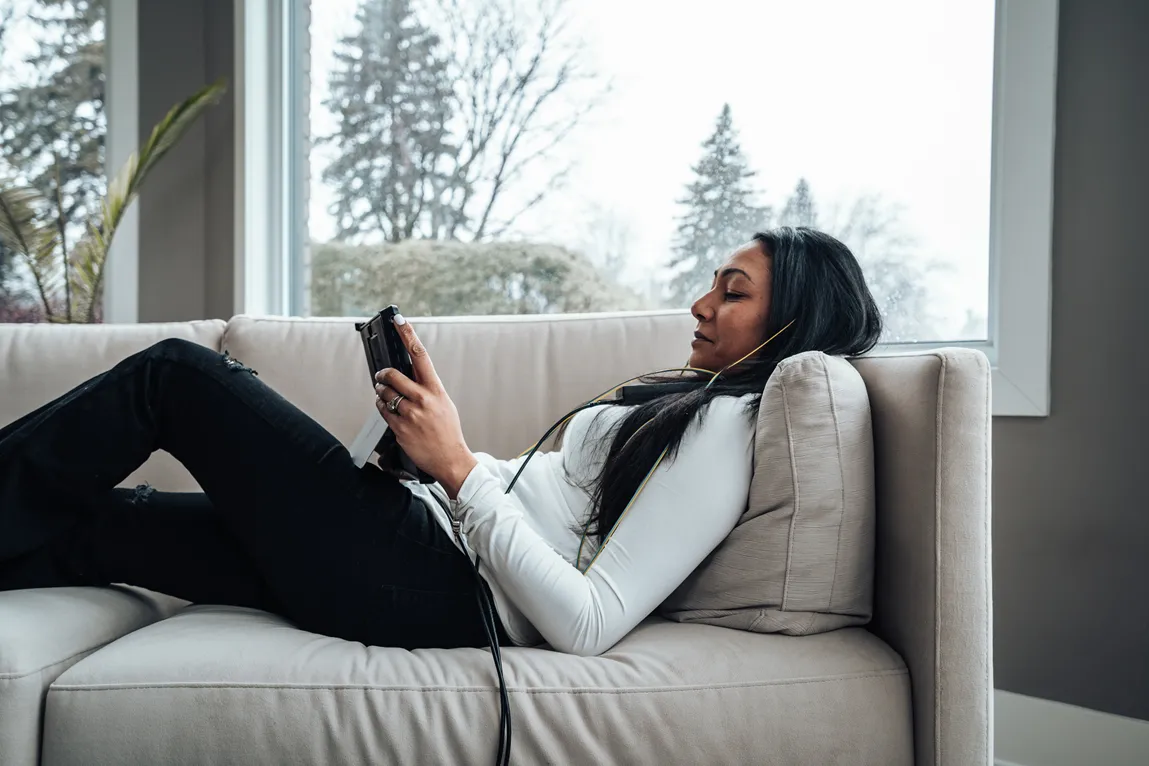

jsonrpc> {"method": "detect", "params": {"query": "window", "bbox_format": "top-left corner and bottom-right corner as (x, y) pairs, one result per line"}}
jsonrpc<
(239, 0), (1056, 415)
(0, 0), (108, 322)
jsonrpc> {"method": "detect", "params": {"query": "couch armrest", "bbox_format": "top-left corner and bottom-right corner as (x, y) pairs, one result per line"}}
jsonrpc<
(853, 350), (993, 766)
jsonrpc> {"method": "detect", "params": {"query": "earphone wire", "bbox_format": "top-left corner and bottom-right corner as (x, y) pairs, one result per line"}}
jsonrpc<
(472, 319), (794, 764)
(572, 319), (795, 571)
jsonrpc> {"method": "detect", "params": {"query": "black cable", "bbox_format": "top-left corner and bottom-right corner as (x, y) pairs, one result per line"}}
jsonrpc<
(447, 351), (794, 763)
(505, 400), (605, 494)
(472, 555), (511, 766)
(477, 583), (508, 763)
(436, 488), (511, 765)
(454, 374), (725, 764)
(455, 381), (694, 764)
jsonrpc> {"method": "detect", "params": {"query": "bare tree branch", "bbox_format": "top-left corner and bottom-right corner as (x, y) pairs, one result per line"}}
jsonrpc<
(431, 0), (607, 241)
(488, 164), (572, 239)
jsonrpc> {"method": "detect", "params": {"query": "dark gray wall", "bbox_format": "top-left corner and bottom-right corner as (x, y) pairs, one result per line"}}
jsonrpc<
(137, 0), (234, 322)
(994, 0), (1149, 721)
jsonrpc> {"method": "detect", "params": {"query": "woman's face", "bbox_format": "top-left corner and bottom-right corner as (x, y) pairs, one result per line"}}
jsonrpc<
(687, 241), (773, 372)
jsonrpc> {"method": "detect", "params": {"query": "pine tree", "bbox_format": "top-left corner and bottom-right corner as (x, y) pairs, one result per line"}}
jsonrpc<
(825, 194), (935, 342)
(322, 0), (456, 243)
(0, 0), (104, 317)
(0, 0), (106, 228)
(779, 177), (817, 228)
(667, 104), (769, 305)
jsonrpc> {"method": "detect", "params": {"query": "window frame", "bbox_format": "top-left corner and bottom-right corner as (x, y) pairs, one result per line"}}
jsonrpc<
(103, 0), (139, 323)
(234, 0), (1058, 416)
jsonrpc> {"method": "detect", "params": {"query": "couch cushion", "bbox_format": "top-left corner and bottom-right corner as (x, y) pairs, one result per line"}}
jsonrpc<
(660, 352), (875, 635)
(0, 320), (226, 492)
(0, 587), (185, 766)
(43, 606), (911, 765)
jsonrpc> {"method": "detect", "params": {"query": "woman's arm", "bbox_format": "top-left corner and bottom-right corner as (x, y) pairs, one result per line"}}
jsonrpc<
(453, 397), (754, 656)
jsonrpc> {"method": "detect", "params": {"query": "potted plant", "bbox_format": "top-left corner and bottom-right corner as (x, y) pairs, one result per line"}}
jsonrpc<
(0, 78), (226, 323)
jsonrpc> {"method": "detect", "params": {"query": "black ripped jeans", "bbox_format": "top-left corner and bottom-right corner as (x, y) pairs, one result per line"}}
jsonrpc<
(0, 338), (508, 649)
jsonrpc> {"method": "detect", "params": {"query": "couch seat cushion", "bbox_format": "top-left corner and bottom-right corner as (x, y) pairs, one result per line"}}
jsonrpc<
(43, 606), (911, 765)
(0, 586), (185, 766)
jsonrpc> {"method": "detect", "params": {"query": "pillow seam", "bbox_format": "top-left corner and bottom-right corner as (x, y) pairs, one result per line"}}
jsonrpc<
(780, 367), (799, 611)
(824, 357), (847, 613)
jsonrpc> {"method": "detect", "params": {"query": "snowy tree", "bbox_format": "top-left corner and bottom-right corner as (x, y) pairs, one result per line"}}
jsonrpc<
(321, 0), (604, 244)
(779, 177), (817, 227)
(0, 0), (105, 319)
(427, 0), (606, 241)
(0, 0), (105, 233)
(823, 194), (937, 342)
(666, 104), (770, 305)
(322, 0), (456, 242)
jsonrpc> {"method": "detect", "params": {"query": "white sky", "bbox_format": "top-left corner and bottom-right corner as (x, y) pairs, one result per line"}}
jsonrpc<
(309, 0), (995, 337)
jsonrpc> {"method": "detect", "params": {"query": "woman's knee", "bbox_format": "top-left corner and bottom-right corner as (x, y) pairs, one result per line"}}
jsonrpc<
(147, 337), (211, 360)
(146, 338), (252, 373)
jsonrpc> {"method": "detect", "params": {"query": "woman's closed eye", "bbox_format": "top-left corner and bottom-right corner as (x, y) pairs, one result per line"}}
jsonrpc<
(724, 292), (746, 300)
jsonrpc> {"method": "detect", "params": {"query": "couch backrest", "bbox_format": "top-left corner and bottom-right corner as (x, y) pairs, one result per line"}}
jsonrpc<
(221, 311), (699, 459)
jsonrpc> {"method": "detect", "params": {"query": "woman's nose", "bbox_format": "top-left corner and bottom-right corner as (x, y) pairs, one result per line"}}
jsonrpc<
(691, 297), (712, 322)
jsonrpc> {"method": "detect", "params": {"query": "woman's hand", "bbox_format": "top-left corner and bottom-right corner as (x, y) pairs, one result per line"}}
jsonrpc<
(374, 315), (478, 498)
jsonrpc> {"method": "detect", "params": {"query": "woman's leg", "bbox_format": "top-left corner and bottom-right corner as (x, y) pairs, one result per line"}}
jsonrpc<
(71, 488), (283, 611)
(0, 369), (115, 560)
(0, 338), (494, 647)
(0, 487), (276, 611)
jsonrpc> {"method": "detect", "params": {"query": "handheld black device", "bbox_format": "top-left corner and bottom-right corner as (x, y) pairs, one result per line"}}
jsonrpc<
(355, 305), (435, 484)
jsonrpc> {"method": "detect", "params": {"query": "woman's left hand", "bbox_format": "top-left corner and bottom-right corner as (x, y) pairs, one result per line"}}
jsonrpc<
(374, 316), (478, 498)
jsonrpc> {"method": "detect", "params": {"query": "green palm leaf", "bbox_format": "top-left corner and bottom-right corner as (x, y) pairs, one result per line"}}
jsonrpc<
(1, 78), (226, 323)
(73, 77), (228, 321)
(0, 183), (61, 319)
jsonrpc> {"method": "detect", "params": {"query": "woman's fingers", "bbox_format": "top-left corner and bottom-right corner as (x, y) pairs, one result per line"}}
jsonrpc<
(374, 383), (397, 405)
(375, 368), (420, 401)
(391, 314), (441, 390)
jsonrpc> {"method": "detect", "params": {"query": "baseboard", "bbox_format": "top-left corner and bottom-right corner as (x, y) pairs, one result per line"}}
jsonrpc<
(995, 689), (1149, 766)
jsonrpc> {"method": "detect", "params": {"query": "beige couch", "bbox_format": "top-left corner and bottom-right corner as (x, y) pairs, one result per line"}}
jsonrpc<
(0, 311), (992, 765)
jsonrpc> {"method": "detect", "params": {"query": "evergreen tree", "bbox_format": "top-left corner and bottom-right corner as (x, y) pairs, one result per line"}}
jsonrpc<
(779, 177), (817, 227)
(825, 194), (935, 342)
(322, 0), (456, 243)
(666, 104), (769, 305)
(0, 0), (106, 227)
(0, 0), (104, 315)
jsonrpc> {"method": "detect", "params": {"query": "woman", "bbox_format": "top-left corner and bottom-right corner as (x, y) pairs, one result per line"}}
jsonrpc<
(0, 227), (881, 656)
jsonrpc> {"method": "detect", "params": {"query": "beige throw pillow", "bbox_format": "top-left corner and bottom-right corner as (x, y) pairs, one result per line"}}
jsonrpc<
(659, 351), (876, 635)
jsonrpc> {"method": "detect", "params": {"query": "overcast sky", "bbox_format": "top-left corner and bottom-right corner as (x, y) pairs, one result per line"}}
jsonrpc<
(310, 0), (995, 337)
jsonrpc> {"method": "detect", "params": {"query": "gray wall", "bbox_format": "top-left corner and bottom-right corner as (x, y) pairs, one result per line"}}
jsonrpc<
(136, 0), (234, 322)
(994, 0), (1149, 721)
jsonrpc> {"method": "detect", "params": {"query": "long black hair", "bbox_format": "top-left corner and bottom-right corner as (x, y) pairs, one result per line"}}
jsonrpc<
(567, 226), (883, 544)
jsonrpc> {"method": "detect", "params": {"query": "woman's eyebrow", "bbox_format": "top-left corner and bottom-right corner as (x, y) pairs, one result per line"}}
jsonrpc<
(713, 267), (754, 284)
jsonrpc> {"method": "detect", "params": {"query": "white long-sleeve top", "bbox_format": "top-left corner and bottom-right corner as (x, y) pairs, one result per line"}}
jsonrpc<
(403, 394), (756, 656)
